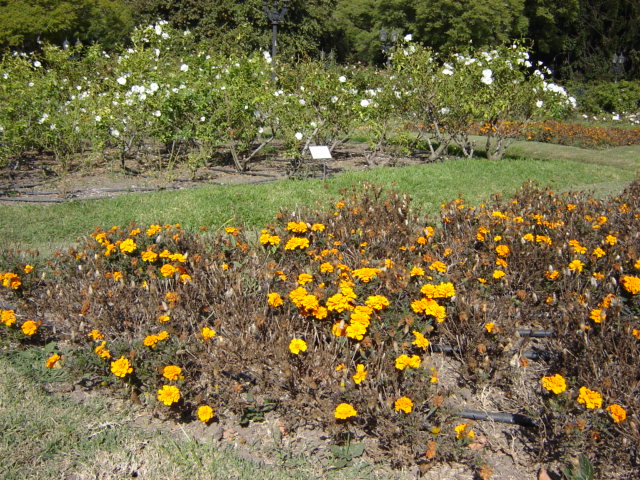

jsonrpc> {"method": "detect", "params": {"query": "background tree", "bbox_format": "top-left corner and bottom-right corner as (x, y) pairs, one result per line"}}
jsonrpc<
(0, 0), (134, 51)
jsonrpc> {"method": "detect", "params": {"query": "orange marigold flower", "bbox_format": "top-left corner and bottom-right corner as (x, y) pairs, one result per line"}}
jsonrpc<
(311, 223), (325, 232)
(285, 237), (310, 251)
(635, 259), (640, 270)
(87, 329), (104, 341)
(198, 405), (214, 423)
(410, 266), (425, 277)
(352, 267), (381, 283)
(144, 334), (160, 348)
(286, 221), (308, 233)
(225, 226), (239, 235)
(320, 262), (334, 273)
(297, 273), (313, 285)
(365, 295), (390, 310)
(522, 233), (534, 242)
(157, 385), (181, 406)
(592, 247), (606, 258)
(577, 386), (602, 409)
(332, 321), (347, 337)
(24, 265), (33, 274)
(569, 240), (587, 254)
(395, 354), (421, 370)
(605, 234), (617, 246)
(141, 250), (159, 262)
(111, 356), (133, 378)
(412, 330), (429, 350)
(633, 329), (640, 340)
(484, 322), (495, 333)
(568, 259), (584, 273)
(21, 320), (38, 336)
(493, 270), (505, 279)
(119, 238), (137, 254)
(267, 292), (283, 307)
(160, 264), (177, 277)
(606, 404), (626, 423)
(495, 244), (510, 257)
(94, 341), (111, 359)
(394, 396), (413, 414)
(429, 261), (447, 273)
(289, 338), (307, 355)
(589, 309), (605, 323)
(46, 353), (61, 368)
(201, 327), (217, 339)
(1, 309), (17, 327)
(162, 365), (182, 381)
(2, 272), (21, 289)
(334, 403), (357, 419)
(621, 275), (640, 295)
(147, 224), (162, 236)
(455, 423), (474, 439)
(541, 374), (567, 394)
(352, 364), (367, 384)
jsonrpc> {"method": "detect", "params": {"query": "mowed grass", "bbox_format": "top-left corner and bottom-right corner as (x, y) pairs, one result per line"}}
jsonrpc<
(0, 347), (394, 480)
(1, 139), (639, 254)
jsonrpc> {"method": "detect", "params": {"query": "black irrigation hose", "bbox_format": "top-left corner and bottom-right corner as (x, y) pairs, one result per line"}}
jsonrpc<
(517, 328), (555, 338)
(459, 409), (538, 427)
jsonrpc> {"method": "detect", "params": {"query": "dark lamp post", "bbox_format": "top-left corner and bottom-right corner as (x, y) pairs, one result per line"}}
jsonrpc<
(380, 28), (398, 67)
(263, 0), (289, 63)
(612, 53), (625, 81)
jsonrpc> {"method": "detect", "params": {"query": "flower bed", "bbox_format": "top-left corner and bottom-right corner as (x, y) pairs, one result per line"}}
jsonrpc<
(1, 181), (639, 477)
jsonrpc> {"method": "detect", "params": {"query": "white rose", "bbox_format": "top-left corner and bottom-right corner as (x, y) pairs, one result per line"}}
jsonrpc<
(180, 64), (189, 72)
(116, 76), (127, 85)
(295, 132), (303, 141)
(360, 99), (370, 107)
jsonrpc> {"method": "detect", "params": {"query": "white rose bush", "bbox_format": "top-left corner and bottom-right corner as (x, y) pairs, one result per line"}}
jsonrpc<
(0, 23), (576, 171)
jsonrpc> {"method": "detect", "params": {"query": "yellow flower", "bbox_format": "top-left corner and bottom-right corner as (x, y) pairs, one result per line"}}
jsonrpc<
(46, 353), (61, 368)
(111, 357), (133, 378)
(286, 221), (308, 233)
(412, 330), (429, 350)
(577, 386), (603, 409)
(289, 338), (307, 355)
(353, 364), (367, 384)
(311, 223), (325, 232)
(633, 329), (640, 340)
(352, 267), (381, 283)
(395, 354), (421, 370)
(119, 238), (137, 253)
(410, 266), (425, 277)
(320, 262), (334, 273)
(113, 271), (123, 282)
(495, 244), (510, 257)
(484, 322), (495, 333)
(536, 235), (552, 245)
(545, 270), (559, 280)
(141, 250), (158, 262)
(334, 403), (357, 419)
(157, 385), (181, 406)
(568, 259), (584, 273)
(605, 234), (617, 246)
(24, 264), (34, 274)
(365, 295), (390, 310)
(201, 327), (217, 339)
(495, 258), (508, 268)
(144, 334), (160, 348)
(87, 329), (104, 340)
(157, 315), (170, 323)
(522, 233), (534, 242)
(2, 272), (21, 289)
(592, 247), (606, 258)
(21, 320), (38, 336)
(1, 309), (17, 327)
(429, 261), (447, 273)
(147, 224), (162, 236)
(635, 259), (640, 270)
(569, 240), (587, 254)
(94, 341), (111, 359)
(160, 264), (177, 277)
(567, 204), (577, 211)
(267, 292), (283, 307)
(225, 226), (239, 235)
(169, 253), (187, 263)
(162, 365), (182, 381)
(541, 374), (567, 394)
(332, 321), (347, 337)
(335, 202), (345, 209)
(454, 423), (474, 439)
(260, 234), (281, 246)
(157, 330), (169, 341)
(492, 270), (505, 279)
(198, 405), (214, 423)
(394, 396), (413, 414)
(621, 275), (640, 295)
(589, 309), (605, 323)
(297, 273), (313, 285)
(606, 404), (627, 423)
(285, 237), (310, 250)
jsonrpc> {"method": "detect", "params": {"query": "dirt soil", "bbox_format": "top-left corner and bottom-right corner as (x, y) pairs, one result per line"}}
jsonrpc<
(0, 144), (429, 204)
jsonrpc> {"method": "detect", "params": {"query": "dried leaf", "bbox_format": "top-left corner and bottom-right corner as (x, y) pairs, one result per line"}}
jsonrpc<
(537, 467), (552, 480)
(425, 441), (437, 459)
(478, 464), (493, 480)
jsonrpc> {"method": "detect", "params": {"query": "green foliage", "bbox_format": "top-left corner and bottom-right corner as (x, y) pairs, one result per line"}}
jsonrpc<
(0, 0), (134, 51)
(562, 454), (595, 480)
(567, 80), (640, 114)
